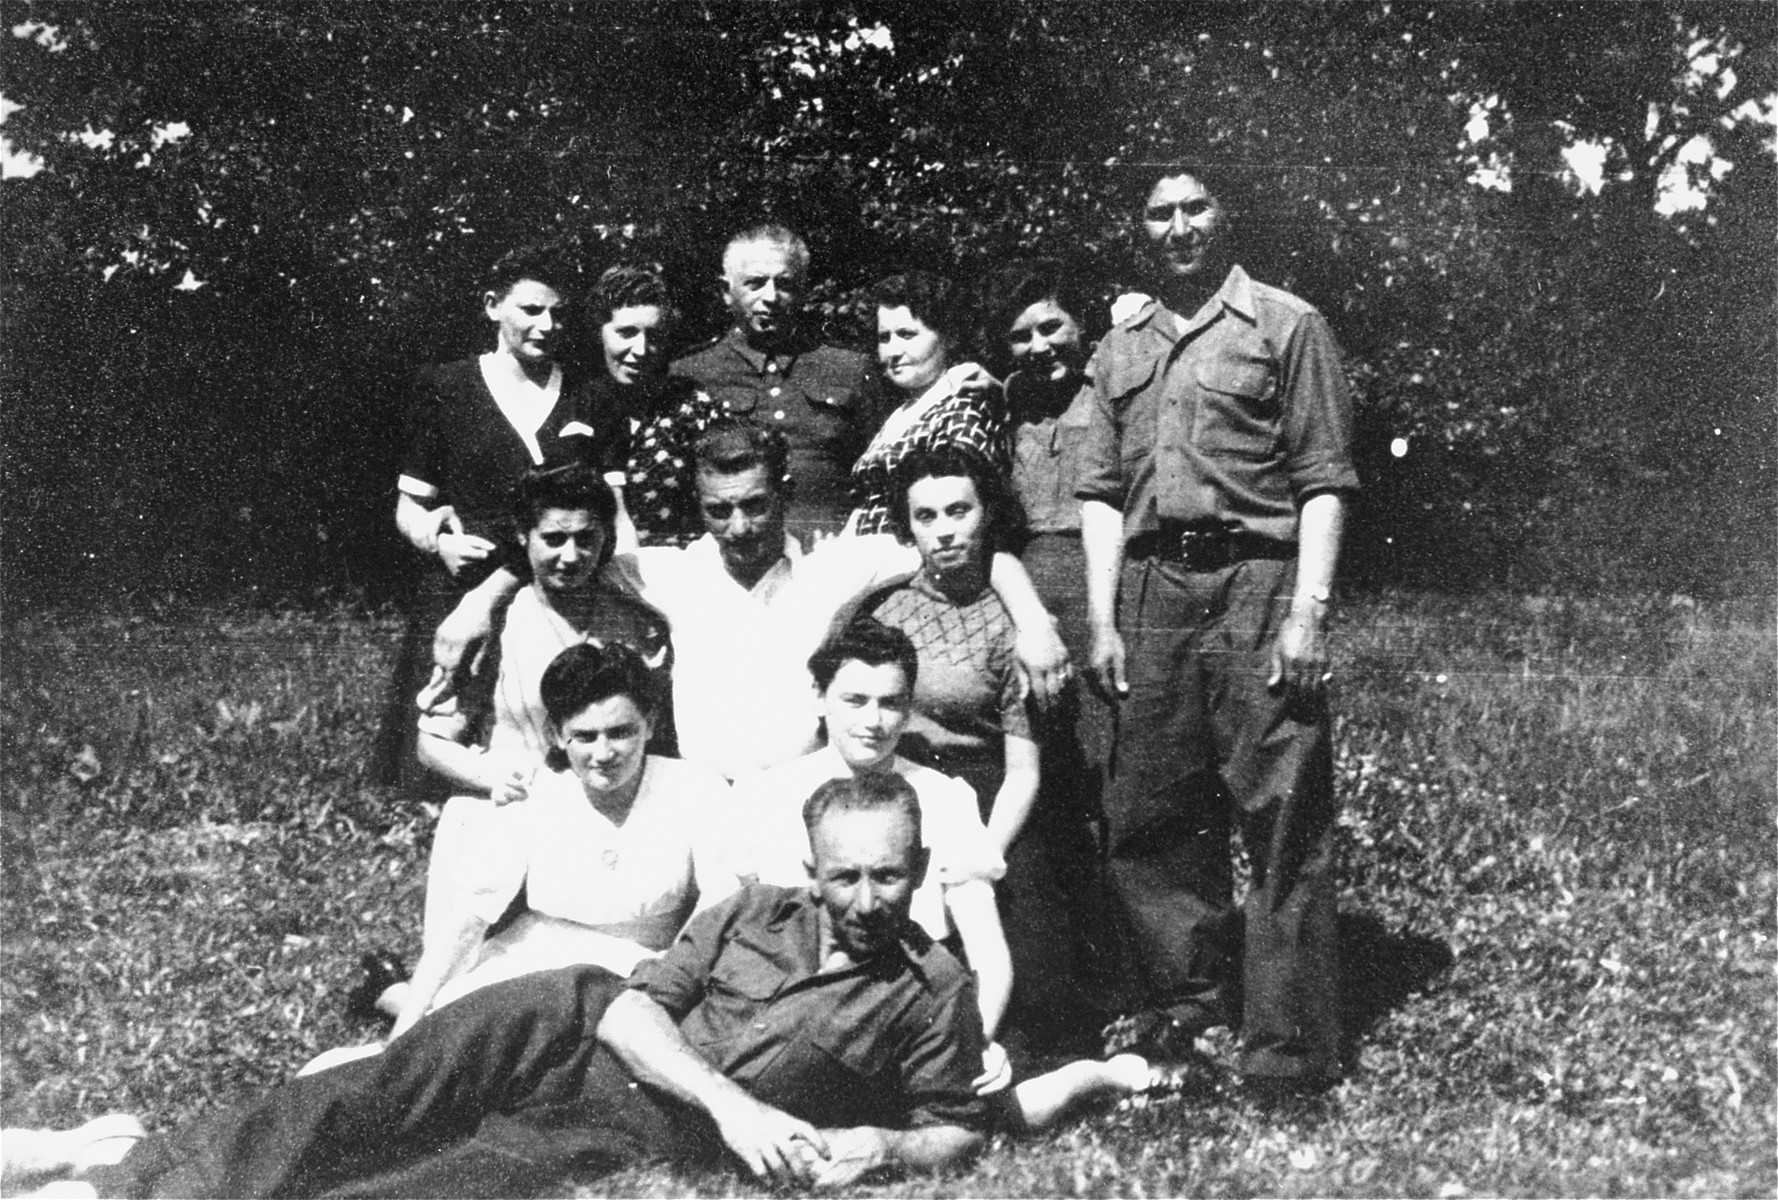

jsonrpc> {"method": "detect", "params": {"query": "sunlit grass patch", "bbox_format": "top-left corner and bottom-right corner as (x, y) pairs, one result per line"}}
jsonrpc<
(2, 594), (1772, 1197)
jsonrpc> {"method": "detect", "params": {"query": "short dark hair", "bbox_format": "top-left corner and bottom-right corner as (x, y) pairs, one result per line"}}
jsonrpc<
(807, 615), (919, 695)
(486, 244), (578, 300)
(974, 259), (1100, 377)
(870, 270), (969, 354)
(802, 771), (923, 849)
(692, 419), (791, 491)
(511, 464), (616, 563)
(887, 444), (1026, 556)
(1136, 158), (1238, 221)
(587, 261), (676, 330)
(539, 641), (663, 731)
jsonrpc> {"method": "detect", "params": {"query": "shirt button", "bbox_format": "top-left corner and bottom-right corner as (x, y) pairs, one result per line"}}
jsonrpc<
(765, 361), (779, 374)
(774, 409), (786, 420)
(769, 386), (782, 397)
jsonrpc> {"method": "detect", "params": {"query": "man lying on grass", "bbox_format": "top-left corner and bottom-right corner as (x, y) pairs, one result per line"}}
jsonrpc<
(1, 774), (989, 1198)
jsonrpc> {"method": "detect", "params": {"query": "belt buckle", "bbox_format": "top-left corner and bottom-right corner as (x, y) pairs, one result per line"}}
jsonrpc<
(1174, 529), (1227, 570)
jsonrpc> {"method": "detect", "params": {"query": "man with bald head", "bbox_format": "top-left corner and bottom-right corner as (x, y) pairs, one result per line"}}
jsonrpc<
(671, 224), (873, 544)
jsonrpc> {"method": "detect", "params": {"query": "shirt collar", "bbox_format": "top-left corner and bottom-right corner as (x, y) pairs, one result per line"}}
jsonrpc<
(762, 878), (938, 985)
(723, 327), (805, 375)
(685, 532), (800, 590)
(1129, 264), (1256, 339)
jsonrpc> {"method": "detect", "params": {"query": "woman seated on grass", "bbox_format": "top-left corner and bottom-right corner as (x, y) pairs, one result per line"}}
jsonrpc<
(413, 462), (673, 801)
(401, 640), (731, 1031)
(304, 641), (733, 1076)
(345, 465), (697, 1032)
(727, 617), (1189, 1129)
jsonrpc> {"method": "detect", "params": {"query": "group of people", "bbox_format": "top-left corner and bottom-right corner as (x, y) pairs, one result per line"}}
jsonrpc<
(4, 159), (1359, 1198)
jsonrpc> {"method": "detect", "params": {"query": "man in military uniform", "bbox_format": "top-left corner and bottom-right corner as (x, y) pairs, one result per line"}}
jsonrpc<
(1078, 162), (1359, 1098)
(671, 224), (873, 544)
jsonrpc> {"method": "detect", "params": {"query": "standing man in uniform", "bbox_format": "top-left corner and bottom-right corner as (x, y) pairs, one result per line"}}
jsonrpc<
(1077, 161), (1359, 1098)
(671, 224), (873, 545)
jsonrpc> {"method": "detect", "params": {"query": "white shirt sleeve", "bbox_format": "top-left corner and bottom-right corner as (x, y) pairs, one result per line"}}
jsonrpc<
(429, 795), (530, 928)
(923, 772), (1007, 887)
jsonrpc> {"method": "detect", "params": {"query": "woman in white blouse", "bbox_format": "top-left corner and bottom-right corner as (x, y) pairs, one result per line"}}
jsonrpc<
(304, 642), (732, 1074)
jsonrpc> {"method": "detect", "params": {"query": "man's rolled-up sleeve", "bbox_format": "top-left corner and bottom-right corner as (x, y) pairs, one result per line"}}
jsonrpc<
(1279, 310), (1360, 500)
(899, 977), (992, 1133)
(1074, 346), (1127, 509)
(625, 891), (741, 1019)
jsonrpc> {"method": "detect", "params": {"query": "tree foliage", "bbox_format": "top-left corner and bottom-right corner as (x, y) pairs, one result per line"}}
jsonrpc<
(2, 0), (1772, 604)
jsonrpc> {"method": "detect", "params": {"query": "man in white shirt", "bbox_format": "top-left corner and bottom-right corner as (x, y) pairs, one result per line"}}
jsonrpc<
(439, 422), (1067, 779)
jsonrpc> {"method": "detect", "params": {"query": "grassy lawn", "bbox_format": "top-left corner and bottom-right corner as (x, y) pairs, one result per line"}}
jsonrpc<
(2, 593), (1773, 1197)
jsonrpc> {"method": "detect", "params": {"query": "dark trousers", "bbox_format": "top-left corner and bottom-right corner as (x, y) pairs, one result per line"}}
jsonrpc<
(370, 563), (476, 799)
(1006, 534), (1129, 1050)
(88, 968), (713, 1199)
(1104, 554), (1340, 1081)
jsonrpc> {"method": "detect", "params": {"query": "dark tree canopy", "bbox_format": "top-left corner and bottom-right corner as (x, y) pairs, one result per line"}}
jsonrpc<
(3, 0), (1773, 603)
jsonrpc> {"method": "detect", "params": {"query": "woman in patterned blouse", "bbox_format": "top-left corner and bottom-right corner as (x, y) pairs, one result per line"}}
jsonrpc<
(847, 271), (1008, 535)
(585, 263), (727, 545)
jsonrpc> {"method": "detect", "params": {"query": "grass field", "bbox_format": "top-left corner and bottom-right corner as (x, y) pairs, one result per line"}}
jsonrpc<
(2, 592), (1773, 1197)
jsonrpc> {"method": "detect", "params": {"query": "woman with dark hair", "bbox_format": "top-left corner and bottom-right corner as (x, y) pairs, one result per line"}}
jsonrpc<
(585, 262), (728, 546)
(413, 464), (673, 798)
(308, 640), (733, 1074)
(867, 446), (1035, 847)
(977, 258), (1126, 1055)
(347, 466), (679, 1040)
(846, 271), (1008, 535)
(866, 443), (1111, 1060)
(375, 244), (628, 795)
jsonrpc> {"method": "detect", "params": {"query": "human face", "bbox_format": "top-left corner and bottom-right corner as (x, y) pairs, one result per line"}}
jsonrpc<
(695, 464), (787, 584)
(601, 304), (667, 387)
(485, 278), (565, 366)
(1006, 298), (1084, 387)
(722, 242), (803, 343)
(524, 507), (606, 597)
(877, 305), (948, 395)
(1143, 173), (1227, 283)
(806, 806), (927, 962)
(556, 693), (652, 796)
(905, 474), (987, 581)
(820, 658), (912, 770)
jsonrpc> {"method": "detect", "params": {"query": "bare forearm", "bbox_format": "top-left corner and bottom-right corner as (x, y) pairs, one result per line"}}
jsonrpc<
(1293, 492), (1345, 610)
(464, 564), (524, 610)
(391, 913), (487, 1038)
(597, 990), (760, 1121)
(433, 567), (524, 673)
(945, 881), (1011, 1039)
(983, 739), (1039, 857)
(1080, 500), (1124, 631)
(986, 551), (1050, 633)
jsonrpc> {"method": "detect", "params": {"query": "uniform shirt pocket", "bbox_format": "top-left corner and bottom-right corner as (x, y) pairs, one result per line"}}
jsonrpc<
(706, 937), (789, 1001)
(1193, 348), (1279, 460)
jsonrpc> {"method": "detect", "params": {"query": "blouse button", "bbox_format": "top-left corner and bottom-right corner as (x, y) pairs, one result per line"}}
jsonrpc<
(774, 410), (786, 420)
